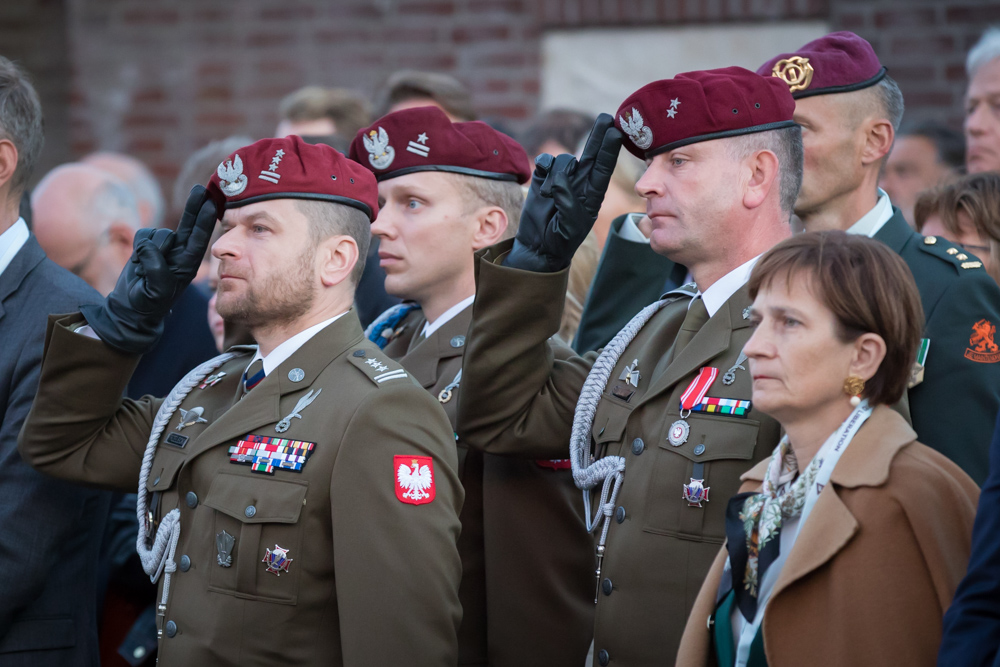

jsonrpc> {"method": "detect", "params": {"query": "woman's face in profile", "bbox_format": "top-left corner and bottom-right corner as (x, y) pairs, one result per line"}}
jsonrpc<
(743, 275), (858, 421)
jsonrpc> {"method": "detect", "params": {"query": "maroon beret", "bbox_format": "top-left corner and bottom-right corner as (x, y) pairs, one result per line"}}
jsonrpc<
(349, 106), (531, 184)
(757, 31), (887, 99)
(207, 135), (379, 222)
(615, 66), (796, 159)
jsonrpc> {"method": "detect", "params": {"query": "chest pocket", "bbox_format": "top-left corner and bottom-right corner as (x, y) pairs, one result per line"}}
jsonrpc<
(643, 414), (760, 543)
(204, 472), (308, 605)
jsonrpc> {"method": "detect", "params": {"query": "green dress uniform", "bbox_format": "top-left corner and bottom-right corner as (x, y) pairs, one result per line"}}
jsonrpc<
(380, 304), (595, 667)
(874, 208), (1000, 484)
(456, 240), (780, 665)
(19, 311), (464, 667)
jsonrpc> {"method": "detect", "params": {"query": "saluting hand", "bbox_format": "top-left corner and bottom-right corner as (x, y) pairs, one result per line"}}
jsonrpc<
(503, 113), (622, 272)
(81, 185), (218, 355)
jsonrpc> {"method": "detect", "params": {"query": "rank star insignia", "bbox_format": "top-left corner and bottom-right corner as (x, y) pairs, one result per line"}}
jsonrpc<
(262, 544), (293, 575)
(176, 406), (209, 431)
(619, 359), (641, 387)
(365, 357), (389, 373)
(199, 372), (226, 389)
(682, 478), (710, 507)
(666, 107), (677, 119)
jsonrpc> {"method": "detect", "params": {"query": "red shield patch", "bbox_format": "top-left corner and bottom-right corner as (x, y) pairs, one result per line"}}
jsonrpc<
(394, 455), (436, 505)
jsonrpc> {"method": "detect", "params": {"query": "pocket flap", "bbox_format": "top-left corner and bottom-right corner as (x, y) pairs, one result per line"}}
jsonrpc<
(147, 446), (186, 492)
(658, 415), (760, 463)
(592, 398), (632, 445)
(203, 472), (308, 524)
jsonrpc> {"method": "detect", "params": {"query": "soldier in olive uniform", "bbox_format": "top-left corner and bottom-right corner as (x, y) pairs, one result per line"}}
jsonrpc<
(759, 32), (1000, 483)
(456, 68), (802, 664)
(19, 137), (464, 666)
(348, 106), (595, 667)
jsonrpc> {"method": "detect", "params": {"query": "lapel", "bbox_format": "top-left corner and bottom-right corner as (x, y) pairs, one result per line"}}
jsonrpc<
(184, 312), (366, 459)
(635, 284), (753, 410)
(0, 234), (45, 323)
(872, 207), (915, 254)
(762, 407), (917, 601)
(400, 304), (470, 389)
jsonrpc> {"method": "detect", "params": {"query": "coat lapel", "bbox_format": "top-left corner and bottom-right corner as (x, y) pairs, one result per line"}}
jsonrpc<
(872, 207), (915, 254)
(0, 234), (46, 323)
(400, 305), (470, 389)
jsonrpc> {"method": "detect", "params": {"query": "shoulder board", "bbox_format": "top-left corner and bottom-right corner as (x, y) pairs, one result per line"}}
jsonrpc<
(919, 236), (985, 272)
(662, 282), (698, 300)
(347, 347), (412, 386)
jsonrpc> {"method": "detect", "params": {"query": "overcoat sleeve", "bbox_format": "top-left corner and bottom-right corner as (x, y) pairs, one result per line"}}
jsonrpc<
(18, 314), (158, 491)
(330, 381), (463, 665)
(456, 240), (597, 459)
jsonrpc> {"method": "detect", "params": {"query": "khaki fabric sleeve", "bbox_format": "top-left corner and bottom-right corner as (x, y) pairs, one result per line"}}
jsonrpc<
(18, 314), (157, 491)
(331, 382), (464, 666)
(457, 240), (597, 459)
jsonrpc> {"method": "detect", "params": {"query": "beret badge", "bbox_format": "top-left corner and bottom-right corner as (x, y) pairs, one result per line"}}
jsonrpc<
(217, 154), (248, 197)
(771, 56), (814, 93)
(619, 107), (653, 150)
(363, 127), (395, 170)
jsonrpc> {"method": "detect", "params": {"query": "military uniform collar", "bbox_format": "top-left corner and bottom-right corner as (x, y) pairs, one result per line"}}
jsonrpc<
(871, 206), (915, 255)
(846, 189), (894, 238)
(402, 304), (471, 388)
(419, 295), (474, 340)
(698, 254), (760, 318)
(740, 405), (917, 489)
(249, 310), (350, 376)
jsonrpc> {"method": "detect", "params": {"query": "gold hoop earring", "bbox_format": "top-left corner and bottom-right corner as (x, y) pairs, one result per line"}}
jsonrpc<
(843, 375), (865, 407)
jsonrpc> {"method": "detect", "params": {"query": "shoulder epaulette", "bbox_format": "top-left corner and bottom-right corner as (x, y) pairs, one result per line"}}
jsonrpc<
(347, 347), (412, 386)
(920, 236), (985, 272)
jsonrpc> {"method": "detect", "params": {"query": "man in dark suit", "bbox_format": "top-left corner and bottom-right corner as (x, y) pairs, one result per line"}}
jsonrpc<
(0, 55), (110, 666)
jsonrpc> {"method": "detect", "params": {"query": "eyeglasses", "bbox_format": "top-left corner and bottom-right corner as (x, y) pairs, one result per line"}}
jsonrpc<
(957, 242), (991, 255)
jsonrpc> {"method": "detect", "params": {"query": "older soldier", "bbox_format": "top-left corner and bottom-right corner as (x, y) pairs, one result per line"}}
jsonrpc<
(457, 67), (801, 664)
(19, 136), (463, 666)
(759, 32), (1000, 483)
(349, 106), (594, 667)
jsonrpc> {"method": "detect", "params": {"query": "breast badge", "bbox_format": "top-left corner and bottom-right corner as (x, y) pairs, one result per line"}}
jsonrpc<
(176, 407), (209, 431)
(966, 319), (1000, 363)
(216, 530), (236, 568)
(395, 455), (436, 505)
(682, 478), (710, 508)
(262, 544), (293, 575)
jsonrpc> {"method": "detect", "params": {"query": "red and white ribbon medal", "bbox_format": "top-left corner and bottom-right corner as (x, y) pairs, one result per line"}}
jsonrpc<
(668, 367), (718, 447)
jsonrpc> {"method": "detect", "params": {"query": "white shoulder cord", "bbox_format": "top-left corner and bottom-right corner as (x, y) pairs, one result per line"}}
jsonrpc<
(134, 351), (240, 625)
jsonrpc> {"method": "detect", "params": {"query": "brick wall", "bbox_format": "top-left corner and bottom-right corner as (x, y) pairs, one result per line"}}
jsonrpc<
(2, 0), (995, 197)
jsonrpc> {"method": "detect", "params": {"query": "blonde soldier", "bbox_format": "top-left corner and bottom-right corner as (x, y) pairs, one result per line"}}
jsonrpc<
(456, 68), (801, 664)
(349, 106), (595, 666)
(18, 137), (464, 666)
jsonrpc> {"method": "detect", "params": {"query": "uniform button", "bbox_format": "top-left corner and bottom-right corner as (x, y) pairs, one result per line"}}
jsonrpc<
(602, 577), (613, 595)
(133, 646), (147, 660)
(598, 649), (610, 666)
(450, 335), (465, 348)
(185, 491), (198, 508)
(245, 505), (256, 518)
(179, 555), (191, 572)
(631, 438), (644, 455)
(353, 349), (366, 357)
(165, 621), (177, 638)
(615, 506), (626, 523)
(693, 444), (706, 456)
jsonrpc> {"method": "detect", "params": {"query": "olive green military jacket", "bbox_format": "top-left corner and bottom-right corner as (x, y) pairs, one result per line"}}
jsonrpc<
(874, 208), (1000, 484)
(381, 305), (594, 667)
(456, 240), (780, 666)
(19, 311), (463, 667)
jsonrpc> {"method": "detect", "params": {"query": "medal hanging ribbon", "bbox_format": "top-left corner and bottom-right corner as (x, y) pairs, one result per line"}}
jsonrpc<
(679, 366), (718, 412)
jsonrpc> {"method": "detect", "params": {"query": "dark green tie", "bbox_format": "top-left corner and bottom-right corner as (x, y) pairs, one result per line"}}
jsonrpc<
(672, 297), (710, 357)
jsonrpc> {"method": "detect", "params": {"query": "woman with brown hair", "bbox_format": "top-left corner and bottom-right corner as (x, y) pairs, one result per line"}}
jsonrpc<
(676, 231), (979, 667)
(914, 172), (1000, 283)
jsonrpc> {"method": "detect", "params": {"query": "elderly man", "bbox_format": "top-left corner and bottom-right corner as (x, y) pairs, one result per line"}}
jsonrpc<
(759, 31), (1000, 483)
(0, 56), (109, 666)
(457, 67), (800, 664)
(19, 136), (464, 666)
(82, 151), (165, 229)
(966, 27), (1000, 175)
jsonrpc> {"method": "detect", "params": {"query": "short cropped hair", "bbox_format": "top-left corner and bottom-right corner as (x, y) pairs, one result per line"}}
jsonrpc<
(899, 120), (966, 171)
(295, 199), (372, 286)
(726, 124), (804, 214)
(278, 86), (370, 140)
(968, 27), (1000, 79)
(748, 231), (923, 407)
(519, 109), (595, 157)
(374, 70), (475, 121)
(871, 75), (905, 132)
(447, 173), (525, 240)
(0, 57), (43, 199)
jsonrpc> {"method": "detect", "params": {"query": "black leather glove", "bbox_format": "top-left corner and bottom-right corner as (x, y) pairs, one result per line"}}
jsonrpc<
(81, 186), (218, 355)
(504, 113), (623, 272)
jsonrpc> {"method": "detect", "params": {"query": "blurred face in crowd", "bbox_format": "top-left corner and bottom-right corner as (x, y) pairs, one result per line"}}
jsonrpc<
(744, 273), (885, 426)
(372, 172), (507, 309)
(966, 57), (1000, 174)
(880, 135), (956, 226)
(211, 199), (321, 330)
(634, 138), (752, 267)
(276, 118), (337, 139)
(921, 209), (992, 274)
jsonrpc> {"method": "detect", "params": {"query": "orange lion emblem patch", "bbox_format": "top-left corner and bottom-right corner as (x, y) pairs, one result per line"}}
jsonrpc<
(965, 319), (1000, 363)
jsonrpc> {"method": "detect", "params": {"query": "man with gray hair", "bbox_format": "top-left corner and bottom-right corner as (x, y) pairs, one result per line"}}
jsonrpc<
(0, 55), (110, 666)
(760, 31), (1000, 483)
(965, 26), (1000, 174)
(83, 151), (166, 229)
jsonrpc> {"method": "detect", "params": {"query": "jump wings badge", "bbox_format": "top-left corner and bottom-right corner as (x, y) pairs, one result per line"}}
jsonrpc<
(176, 406), (209, 431)
(262, 544), (292, 575)
(683, 478), (710, 507)
(395, 455), (436, 505)
(363, 127), (395, 170)
(618, 107), (653, 150)
(217, 154), (248, 196)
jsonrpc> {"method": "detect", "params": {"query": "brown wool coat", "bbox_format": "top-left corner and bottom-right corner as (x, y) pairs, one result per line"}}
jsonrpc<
(676, 406), (979, 667)
(382, 305), (594, 667)
(18, 311), (463, 667)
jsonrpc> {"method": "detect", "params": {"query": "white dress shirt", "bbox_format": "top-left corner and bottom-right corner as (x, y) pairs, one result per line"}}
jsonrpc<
(419, 295), (475, 340)
(696, 255), (761, 318)
(0, 218), (29, 279)
(246, 311), (350, 377)
(846, 189), (894, 238)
